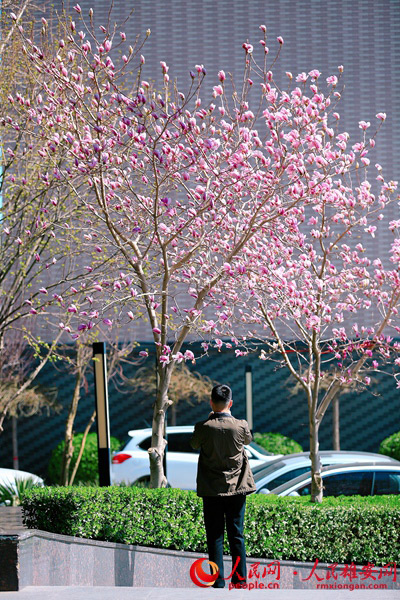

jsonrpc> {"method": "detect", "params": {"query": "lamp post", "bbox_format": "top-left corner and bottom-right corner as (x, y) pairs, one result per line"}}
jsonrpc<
(245, 365), (253, 430)
(93, 341), (111, 486)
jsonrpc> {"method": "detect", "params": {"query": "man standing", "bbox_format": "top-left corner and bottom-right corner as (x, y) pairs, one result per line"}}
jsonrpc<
(190, 384), (256, 588)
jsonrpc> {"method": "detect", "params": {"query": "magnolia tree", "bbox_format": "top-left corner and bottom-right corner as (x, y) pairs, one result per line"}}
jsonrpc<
(11, 8), (317, 487)
(215, 116), (400, 501)
(11, 6), (399, 488)
(0, 7), (93, 431)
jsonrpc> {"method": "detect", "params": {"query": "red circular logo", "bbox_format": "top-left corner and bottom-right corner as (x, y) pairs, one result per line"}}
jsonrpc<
(190, 558), (219, 587)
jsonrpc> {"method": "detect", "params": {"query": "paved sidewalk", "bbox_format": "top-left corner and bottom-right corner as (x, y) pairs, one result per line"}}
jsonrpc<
(1, 588), (399, 600)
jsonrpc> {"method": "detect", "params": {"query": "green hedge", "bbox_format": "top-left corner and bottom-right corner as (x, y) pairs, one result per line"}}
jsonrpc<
(254, 432), (303, 455)
(379, 431), (400, 462)
(21, 487), (400, 565)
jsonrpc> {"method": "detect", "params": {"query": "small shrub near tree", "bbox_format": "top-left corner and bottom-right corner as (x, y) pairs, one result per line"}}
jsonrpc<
(379, 431), (400, 462)
(254, 432), (303, 455)
(48, 432), (121, 484)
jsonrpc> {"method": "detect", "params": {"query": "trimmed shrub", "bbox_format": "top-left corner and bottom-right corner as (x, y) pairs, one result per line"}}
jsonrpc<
(379, 431), (400, 462)
(22, 487), (400, 565)
(47, 432), (121, 484)
(254, 432), (303, 455)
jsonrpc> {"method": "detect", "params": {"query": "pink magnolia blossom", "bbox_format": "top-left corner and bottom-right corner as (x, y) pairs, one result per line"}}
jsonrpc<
(184, 350), (195, 361)
(242, 43), (253, 53)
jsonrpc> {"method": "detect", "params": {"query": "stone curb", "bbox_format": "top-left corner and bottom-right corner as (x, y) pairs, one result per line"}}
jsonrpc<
(0, 528), (398, 592)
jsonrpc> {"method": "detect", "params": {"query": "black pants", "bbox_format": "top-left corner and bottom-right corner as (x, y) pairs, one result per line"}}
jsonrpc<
(202, 494), (247, 588)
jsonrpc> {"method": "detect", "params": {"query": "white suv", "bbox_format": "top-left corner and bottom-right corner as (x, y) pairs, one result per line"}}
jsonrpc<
(111, 425), (279, 489)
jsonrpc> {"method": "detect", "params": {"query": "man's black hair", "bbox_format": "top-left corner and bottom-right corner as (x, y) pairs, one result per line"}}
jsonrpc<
(211, 384), (232, 407)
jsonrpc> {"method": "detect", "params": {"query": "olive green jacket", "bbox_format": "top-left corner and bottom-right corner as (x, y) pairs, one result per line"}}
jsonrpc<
(190, 412), (256, 497)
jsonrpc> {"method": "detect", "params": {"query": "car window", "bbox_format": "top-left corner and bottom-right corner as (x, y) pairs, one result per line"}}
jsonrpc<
(373, 471), (400, 495)
(268, 467), (311, 490)
(167, 432), (198, 453)
(138, 432), (199, 453)
(248, 441), (274, 456)
(297, 471), (373, 497)
(138, 436), (152, 451)
(253, 460), (287, 480)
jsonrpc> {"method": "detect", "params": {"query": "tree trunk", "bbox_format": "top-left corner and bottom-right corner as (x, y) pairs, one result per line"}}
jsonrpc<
(60, 369), (82, 485)
(69, 409), (96, 486)
(309, 408), (323, 503)
(332, 396), (340, 451)
(60, 343), (87, 485)
(12, 416), (19, 470)
(148, 365), (173, 488)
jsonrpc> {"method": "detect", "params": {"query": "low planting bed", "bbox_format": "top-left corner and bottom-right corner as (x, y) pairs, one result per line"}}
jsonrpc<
(22, 487), (400, 565)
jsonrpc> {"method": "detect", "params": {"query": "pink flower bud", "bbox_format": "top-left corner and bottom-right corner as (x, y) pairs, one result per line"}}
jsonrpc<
(103, 318), (113, 326)
(218, 70), (226, 82)
(242, 43), (253, 54)
(277, 36), (284, 44)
